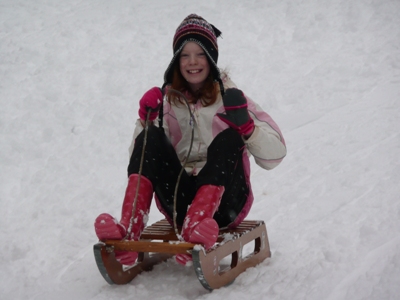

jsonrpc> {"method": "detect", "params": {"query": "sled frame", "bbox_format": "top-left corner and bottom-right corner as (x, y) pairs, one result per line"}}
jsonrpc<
(93, 219), (271, 290)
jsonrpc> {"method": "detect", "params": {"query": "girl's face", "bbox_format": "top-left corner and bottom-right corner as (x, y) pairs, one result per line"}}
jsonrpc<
(179, 42), (210, 92)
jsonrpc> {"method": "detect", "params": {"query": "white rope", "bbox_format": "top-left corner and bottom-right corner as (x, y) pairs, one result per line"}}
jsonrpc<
(168, 89), (195, 240)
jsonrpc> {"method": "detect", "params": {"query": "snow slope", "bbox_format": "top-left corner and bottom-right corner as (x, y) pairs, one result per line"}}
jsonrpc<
(1, 0), (399, 299)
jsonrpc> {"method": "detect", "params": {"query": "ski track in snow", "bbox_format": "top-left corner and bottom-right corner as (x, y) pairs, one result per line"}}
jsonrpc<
(1, 0), (400, 299)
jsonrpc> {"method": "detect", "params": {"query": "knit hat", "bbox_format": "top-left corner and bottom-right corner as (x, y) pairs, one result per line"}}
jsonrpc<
(163, 14), (223, 89)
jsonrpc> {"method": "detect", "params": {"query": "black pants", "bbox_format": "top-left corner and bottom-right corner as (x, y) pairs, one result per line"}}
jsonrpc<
(127, 126), (249, 228)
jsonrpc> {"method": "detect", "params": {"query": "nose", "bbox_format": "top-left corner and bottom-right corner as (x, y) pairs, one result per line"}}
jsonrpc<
(189, 54), (197, 65)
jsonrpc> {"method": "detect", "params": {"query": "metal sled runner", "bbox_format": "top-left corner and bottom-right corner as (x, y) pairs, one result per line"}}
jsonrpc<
(94, 219), (271, 290)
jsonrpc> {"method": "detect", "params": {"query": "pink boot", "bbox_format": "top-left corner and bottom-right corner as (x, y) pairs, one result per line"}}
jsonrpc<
(94, 174), (153, 265)
(176, 185), (224, 265)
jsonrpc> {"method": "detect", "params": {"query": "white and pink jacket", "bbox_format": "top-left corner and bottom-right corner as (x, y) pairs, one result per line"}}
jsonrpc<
(130, 75), (286, 172)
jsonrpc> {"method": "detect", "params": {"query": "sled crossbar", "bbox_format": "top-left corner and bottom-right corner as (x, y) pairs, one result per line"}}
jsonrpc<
(102, 240), (195, 254)
(94, 219), (271, 290)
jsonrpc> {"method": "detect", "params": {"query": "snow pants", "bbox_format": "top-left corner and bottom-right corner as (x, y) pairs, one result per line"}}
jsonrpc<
(127, 126), (250, 228)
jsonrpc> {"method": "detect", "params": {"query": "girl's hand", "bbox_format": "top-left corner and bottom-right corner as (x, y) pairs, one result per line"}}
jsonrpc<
(138, 87), (163, 121)
(217, 88), (255, 136)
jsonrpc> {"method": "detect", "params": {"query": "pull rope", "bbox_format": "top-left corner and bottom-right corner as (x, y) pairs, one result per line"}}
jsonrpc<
(124, 109), (152, 240)
(168, 89), (195, 240)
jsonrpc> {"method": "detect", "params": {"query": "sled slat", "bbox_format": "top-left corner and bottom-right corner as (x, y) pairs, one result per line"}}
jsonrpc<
(140, 219), (181, 241)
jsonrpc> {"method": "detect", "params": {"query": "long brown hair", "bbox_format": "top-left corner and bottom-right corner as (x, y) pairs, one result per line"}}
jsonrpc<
(166, 62), (220, 107)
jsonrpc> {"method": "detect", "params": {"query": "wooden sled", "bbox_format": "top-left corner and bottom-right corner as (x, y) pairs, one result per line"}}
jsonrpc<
(94, 219), (271, 291)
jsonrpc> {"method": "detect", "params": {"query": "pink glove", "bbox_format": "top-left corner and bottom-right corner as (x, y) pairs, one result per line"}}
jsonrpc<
(138, 87), (163, 121)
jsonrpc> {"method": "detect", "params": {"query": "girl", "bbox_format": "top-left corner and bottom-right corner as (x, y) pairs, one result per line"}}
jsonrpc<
(94, 14), (286, 266)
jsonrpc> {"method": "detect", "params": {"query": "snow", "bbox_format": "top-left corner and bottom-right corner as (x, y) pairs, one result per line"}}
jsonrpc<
(1, 0), (399, 299)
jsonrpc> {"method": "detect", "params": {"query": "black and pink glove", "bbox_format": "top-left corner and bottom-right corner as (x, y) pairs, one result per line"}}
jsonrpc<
(217, 88), (255, 136)
(138, 87), (163, 121)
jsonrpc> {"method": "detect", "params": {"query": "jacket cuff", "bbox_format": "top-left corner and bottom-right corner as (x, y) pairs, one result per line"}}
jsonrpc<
(242, 125), (260, 144)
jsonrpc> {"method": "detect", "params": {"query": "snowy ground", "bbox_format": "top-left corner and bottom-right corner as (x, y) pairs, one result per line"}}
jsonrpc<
(1, 0), (400, 299)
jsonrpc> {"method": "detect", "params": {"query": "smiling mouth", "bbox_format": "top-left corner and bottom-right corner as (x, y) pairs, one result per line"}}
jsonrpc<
(187, 69), (202, 74)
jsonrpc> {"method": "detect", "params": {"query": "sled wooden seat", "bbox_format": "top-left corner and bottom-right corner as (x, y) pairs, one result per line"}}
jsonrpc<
(94, 219), (271, 290)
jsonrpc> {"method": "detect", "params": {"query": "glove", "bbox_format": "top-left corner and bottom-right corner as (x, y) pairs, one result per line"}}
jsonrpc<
(138, 87), (163, 121)
(217, 88), (254, 136)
